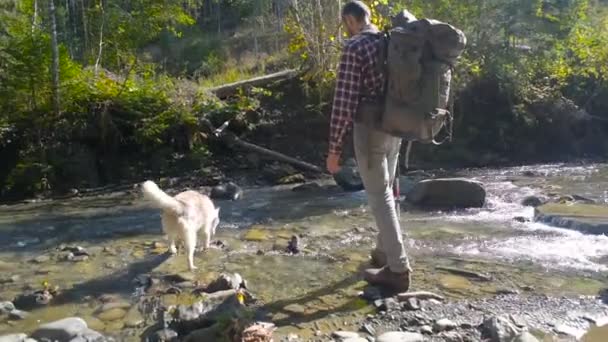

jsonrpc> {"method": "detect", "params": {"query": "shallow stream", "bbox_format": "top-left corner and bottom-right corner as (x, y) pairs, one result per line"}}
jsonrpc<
(1, 163), (607, 340)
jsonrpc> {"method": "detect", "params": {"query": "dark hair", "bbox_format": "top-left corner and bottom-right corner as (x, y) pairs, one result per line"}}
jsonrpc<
(341, 1), (371, 22)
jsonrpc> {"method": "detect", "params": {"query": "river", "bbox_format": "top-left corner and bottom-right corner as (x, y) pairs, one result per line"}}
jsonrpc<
(0, 163), (607, 341)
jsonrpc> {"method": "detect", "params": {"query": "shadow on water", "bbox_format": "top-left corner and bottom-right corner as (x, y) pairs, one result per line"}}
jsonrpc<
(0, 184), (366, 254)
(52, 253), (172, 305)
(258, 262), (371, 327)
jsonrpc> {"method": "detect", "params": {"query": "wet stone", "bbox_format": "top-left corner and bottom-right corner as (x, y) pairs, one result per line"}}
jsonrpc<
(0, 302), (16, 315)
(32, 255), (50, 263)
(8, 310), (28, 320)
(512, 332), (540, 342)
(0, 275), (20, 284)
(97, 308), (127, 322)
(332, 331), (361, 339)
(420, 325), (433, 335)
(434, 318), (457, 332)
(0, 333), (28, 342)
(98, 301), (131, 312)
(124, 307), (144, 328)
(283, 304), (306, 316)
(376, 331), (425, 342)
(31, 317), (88, 342)
(403, 298), (420, 311)
(154, 328), (178, 342)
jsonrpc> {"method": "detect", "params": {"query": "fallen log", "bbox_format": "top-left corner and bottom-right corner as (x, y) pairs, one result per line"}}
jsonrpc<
(397, 291), (445, 302)
(207, 69), (299, 99)
(200, 119), (326, 175)
(436, 266), (492, 281)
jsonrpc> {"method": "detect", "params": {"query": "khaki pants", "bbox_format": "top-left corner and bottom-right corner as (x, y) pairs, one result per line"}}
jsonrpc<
(353, 123), (411, 273)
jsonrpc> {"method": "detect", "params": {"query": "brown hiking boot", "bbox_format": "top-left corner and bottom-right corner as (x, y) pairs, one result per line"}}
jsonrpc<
(364, 266), (411, 292)
(370, 248), (387, 267)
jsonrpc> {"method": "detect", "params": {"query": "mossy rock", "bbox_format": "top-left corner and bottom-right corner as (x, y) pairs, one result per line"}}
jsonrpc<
(243, 227), (271, 241)
(534, 203), (608, 235)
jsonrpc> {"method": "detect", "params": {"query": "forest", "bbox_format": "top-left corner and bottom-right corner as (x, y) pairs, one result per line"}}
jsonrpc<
(1, 0), (607, 199)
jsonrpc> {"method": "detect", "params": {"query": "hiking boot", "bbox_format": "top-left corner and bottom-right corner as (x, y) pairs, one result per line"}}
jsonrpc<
(364, 266), (411, 292)
(370, 248), (387, 267)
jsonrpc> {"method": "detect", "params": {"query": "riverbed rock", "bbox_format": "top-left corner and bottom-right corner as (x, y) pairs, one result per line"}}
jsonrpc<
(333, 159), (364, 192)
(534, 203), (608, 235)
(512, 332), (540, 342)
(153, 328), (178, 342)
(0, 275), (21, 284)
(183, 324), (220, 342)
(292, 182), (322, 192)
(0, 334), (28, 342)
(434, 318), (457, 332)
(521, 196), (545, 207)
(97, 308), (127, 322)
(205, 273), (245, 293)
(480, 316), (520, 342)
(8, 310), (29, 320)
(332, 331), (361, 340)
(376, 331), (425, 342)
(32, 255), (51, 263)
(554, 324), (586, 339)
(0, 302), (15, 315)
(211, 182), (243, 201)
(31, 317), (88, 342)
(124, 307), (144, 328)
(406, 178), (486, 208)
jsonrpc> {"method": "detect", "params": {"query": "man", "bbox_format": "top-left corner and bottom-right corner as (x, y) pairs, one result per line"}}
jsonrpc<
(326, 1), (411, 292)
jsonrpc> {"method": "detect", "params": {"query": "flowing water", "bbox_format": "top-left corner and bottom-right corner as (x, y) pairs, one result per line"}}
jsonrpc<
(0, 163), (607, 340)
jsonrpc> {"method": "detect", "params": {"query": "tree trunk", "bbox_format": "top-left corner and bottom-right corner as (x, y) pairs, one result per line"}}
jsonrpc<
(94, 0), (104, 75)
(49, 0), (61, 115)
(32, 0), (38, 33)
(81, 0), (89, 62)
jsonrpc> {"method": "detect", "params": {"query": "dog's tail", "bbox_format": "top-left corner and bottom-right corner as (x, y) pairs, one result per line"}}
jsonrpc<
(142, 180), (183, 214)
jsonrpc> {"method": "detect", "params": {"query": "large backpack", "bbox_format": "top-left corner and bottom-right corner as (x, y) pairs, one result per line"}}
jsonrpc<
(356, 10), (466, 146)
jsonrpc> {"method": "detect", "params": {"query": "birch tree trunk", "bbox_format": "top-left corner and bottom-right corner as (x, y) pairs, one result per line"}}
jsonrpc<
(94, 0), (104, 75)
(49, 0), (61, 115)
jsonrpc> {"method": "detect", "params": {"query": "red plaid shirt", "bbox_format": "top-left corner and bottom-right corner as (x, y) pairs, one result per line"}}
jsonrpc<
(328, 29), (384, 156)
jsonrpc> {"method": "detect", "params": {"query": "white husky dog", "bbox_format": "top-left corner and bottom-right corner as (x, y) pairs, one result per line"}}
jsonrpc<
(142, 180), (220, 270)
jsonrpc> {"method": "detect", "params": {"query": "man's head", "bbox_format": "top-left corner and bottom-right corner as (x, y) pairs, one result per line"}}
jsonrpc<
(341, 1), (371, 37)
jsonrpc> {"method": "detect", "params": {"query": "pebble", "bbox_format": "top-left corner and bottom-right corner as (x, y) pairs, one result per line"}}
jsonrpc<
(32, 255), (50, 263)
(343, 338), (369, 342)
(154, 328), (178, 342)
(403, 298), (420, 311)
(434, 318), (457, 332)
(283, 304), (306, 315)
(376, 331), (424, 342)
(0, 302), (16, 315)
(420, 325), (433, 335)
(0, 275), (20, 284)
(440, 331), (464, 342)
(97, 308), (127, 322)
(332, 331), (361, 340)
(360, 323), (375, 336)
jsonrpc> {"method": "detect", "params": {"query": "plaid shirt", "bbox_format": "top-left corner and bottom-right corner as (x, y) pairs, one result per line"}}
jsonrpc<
(328, 29), (384, 156)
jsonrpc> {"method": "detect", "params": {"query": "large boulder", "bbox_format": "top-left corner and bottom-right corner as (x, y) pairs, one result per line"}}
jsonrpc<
(406, 178), (486, 208)
(534, 203), (608, 235)
(210, 182), (243, 201)
(30, 317), (88, 342)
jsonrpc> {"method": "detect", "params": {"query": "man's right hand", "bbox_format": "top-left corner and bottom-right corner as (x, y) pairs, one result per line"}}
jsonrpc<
(326, 153), (341, 174)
